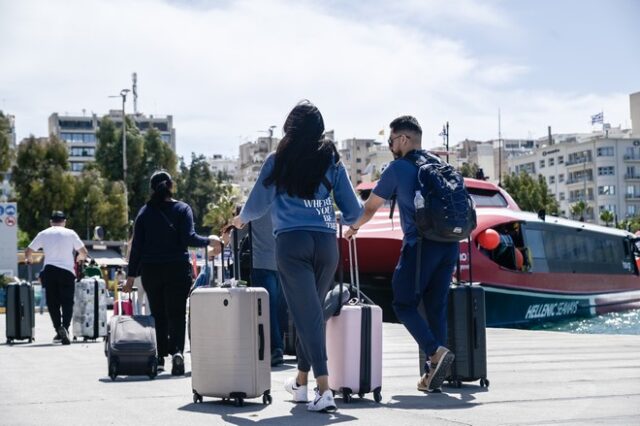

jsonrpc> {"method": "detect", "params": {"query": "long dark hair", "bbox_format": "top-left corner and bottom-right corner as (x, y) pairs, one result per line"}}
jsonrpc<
(147, 170), (173, 207)
(264, 100), (339, 199)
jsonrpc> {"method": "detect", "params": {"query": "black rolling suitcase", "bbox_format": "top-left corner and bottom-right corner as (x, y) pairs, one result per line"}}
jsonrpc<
(106, 291), (158, 381)
(6, 267), (35, 344)
(419, 237), (489, 388)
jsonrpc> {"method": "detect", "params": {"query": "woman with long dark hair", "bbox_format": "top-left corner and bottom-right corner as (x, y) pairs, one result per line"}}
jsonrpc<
(124, 171), (221, 375)
(232, 100), (362, 412)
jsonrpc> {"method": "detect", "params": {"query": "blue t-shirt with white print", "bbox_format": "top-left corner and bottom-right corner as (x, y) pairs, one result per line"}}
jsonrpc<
(239, 153), (363, 236)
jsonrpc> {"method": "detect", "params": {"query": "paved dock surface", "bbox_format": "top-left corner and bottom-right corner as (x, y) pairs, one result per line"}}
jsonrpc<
(1, 313), (639, 425)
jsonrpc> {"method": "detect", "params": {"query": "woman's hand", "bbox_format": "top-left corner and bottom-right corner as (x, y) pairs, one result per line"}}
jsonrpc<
(123, 277), (135, 293)
(344, 225), (359, 240)
(232, 215), (245, 230)
(209, 235), (223, 256)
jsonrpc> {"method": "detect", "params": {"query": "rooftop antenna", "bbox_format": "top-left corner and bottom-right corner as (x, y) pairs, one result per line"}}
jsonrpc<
(132, 72), (138, 114)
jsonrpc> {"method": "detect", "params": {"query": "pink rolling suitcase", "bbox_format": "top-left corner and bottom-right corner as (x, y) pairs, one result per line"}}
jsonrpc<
(326, 234), (383, 403)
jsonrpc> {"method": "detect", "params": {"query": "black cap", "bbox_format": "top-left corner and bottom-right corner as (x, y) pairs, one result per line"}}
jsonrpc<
(50, 211), (66, 221)
(150, 170), (172, 191)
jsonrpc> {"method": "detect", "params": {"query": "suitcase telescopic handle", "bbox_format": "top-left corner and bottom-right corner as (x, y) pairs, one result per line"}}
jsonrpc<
(348, 235), (361, 303)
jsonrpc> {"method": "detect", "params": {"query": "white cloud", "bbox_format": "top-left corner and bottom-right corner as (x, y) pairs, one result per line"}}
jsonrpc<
(0, 0), (633, 160)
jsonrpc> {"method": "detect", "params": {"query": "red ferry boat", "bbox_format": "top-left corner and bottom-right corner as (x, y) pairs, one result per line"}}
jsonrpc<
(350, 179), (640, 327)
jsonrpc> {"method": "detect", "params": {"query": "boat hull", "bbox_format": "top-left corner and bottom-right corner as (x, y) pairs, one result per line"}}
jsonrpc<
(481, 284), (640, 327)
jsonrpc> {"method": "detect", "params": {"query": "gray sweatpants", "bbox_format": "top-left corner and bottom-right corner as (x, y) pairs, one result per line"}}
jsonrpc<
(276, 230), (338, 377)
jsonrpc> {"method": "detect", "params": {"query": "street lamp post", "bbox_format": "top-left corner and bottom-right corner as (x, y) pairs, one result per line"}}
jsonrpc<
(110, 89), (131, 222)
(439, 122), (449, 163)
(84, 198), (89, 240)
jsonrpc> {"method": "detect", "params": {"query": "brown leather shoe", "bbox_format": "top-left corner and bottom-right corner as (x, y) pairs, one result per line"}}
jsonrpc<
(426, 346), (455, 391)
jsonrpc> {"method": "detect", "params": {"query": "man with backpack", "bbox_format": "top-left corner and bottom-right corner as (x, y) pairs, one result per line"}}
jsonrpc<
(345, 116), (471, 392)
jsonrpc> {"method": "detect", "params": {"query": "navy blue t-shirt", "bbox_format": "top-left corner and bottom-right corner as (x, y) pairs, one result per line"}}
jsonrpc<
(128, 200), (209, 277)
(372, 156), (420, 245)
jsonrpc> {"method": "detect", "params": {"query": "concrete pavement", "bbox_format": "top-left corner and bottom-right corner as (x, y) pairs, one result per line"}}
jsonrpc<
(1, 312), (640, 425)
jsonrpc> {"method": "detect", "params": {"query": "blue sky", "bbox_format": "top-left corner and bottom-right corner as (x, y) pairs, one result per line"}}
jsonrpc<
(1, 0), (638, 158)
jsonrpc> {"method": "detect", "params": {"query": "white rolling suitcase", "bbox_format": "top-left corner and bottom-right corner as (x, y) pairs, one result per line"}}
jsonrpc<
(326, 235), (383, 403)
(190, 229), (272, 406)
(72, 277), (108, 341)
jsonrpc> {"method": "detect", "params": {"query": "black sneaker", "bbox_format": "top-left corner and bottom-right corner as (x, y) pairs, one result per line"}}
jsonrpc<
(171, 353), (185, 376)
(53, 332), (62, 344)
(157, 357), (165, 372)
(57, 327), (71, 345)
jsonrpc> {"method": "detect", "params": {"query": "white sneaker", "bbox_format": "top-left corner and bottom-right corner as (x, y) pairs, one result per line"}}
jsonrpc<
(307, 389), (337, 413)
(284, 377), (309, 402)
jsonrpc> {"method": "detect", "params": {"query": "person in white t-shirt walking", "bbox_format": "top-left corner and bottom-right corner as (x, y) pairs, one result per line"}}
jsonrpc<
(25, 211), (88, 345)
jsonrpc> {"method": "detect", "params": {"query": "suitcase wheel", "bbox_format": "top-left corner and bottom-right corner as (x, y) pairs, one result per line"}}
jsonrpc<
(148, 358), (158, 379)
(6, 339), (12, 345)
(262, 392), (272, 405)
(193, 391), (203, 404)
(480, 378), (490, 388)
(358, 392), (365, 399)
(342, 390), (352, 403)
(374, 390), (382, 403)
(28, 338), (33, 344)
(73, 336), (77, 342)
(234, 397), (244, 407)
(108, 359), (118, 381)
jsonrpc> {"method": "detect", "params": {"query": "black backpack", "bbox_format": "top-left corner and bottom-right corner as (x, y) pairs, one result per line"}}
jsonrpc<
(403, 150), (477, 242)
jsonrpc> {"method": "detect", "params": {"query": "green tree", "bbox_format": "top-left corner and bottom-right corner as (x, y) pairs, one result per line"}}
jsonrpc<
(501, 172), (559, 215)
(95, 117), (177, 219)
(175, 154), (222, 233)
(66, 168), (128, 241)
(203, 183), (240, 235)
(0, 112), (12, 178)
(459, 162), (480, 179)
(570, 200), (587, 221)
(11, 135), (76, 239)
(599, 209), (614, 227)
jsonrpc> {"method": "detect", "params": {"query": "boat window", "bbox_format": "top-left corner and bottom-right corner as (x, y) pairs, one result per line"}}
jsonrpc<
(523, 223), (635, 275)
(523, 228), (549, 273)
(467, 188), (508, 208)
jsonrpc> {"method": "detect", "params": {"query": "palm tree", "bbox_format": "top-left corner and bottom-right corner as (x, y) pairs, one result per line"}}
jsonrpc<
(599, 210), (614, 227)
(570, 200), (587, 222)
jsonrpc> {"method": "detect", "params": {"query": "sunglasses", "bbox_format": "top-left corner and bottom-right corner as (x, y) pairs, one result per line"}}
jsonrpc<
(388, 134), (409, 146)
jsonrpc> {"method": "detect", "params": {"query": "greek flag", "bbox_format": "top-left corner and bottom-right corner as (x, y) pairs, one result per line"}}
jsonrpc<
(591, 112), (603, 125)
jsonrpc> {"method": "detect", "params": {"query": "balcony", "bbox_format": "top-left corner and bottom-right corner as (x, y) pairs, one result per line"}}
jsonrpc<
(565, 158), (593, 168)
(625, 193), (640, 200)
(624, 174), (640, 181)
(566, 177), (593, 185)
(568, 196), (594, 202)
(624, 155), (640, 162)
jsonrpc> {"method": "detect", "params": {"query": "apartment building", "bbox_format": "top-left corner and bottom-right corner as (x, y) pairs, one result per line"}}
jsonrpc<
(209, 154), (237, 181)
(48, 111), (176, 175)
(236, 136), (279, 199)
(455, 138), (535, 183)
(508, 128), (639, 223)
(338, 138), (376, 186)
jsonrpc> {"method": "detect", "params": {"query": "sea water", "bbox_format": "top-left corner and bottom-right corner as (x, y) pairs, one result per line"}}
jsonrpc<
(533, 308), (640, 335)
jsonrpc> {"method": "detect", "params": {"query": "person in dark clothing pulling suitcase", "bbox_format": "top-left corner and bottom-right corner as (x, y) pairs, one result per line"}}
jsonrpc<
(25, 211), (89, 345)
(345, 116), (458, 392)
(232, 100), (362, 413)
(223, 208), (285, 366)
(123, 171), (222, 375)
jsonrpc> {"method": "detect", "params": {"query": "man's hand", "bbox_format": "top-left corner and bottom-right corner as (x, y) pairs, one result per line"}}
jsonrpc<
(123, 277), (135, 293)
